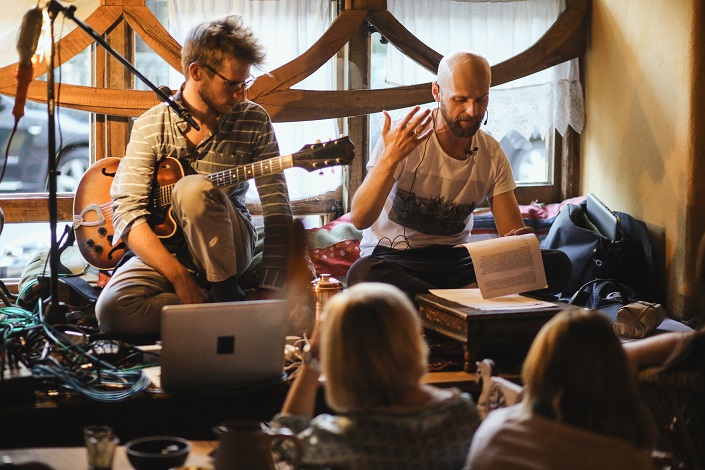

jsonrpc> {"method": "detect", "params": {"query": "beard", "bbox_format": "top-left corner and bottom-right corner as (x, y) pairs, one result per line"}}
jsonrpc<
(198, 86), (235, 116)
(439, 102), (482, 138)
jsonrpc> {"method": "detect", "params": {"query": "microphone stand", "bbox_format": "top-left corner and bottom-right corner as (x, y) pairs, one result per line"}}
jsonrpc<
(41, 5), (64, 324)
(41, 0), (200, 324)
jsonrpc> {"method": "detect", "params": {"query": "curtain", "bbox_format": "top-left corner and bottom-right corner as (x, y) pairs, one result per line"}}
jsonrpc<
(168, 0), (341, 201)
(385, 0), (585, 139)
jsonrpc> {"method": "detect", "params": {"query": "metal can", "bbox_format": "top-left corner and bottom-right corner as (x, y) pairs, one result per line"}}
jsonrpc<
(309, 273), (343, 319)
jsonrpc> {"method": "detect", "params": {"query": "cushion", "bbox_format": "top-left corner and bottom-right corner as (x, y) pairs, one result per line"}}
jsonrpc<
(305, 213), (362, 281)
(472, 196), (585, 243)
(299, 200), (584, 281)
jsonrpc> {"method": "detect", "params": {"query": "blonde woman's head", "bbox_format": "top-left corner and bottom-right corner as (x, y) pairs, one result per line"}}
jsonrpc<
(320, 282), (428, 412)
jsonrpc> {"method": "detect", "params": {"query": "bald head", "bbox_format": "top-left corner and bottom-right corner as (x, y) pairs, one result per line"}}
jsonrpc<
(436, 52), (491, 91)
(433, 52), (492, 139)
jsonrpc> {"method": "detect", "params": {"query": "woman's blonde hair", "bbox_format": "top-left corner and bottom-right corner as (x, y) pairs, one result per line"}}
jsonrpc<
(320, 282), (428, 412)
(520, 308), (655, 448)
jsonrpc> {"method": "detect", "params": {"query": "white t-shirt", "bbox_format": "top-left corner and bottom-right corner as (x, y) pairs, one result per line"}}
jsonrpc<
(465, 405), (654, 470)
(360, 129), (516, 256)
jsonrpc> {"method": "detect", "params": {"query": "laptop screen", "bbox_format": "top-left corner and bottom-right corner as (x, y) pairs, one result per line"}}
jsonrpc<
(159, 299), (289, 391)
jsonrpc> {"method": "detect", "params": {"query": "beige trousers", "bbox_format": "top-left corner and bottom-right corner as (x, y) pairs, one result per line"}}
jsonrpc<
(95, 175), (255, 335)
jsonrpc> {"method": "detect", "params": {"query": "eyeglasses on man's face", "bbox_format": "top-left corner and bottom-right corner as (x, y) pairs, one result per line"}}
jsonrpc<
(202, 63), (255, 92)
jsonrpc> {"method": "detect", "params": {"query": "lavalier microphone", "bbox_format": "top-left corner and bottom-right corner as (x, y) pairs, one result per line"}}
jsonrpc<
(465, 146), (479, 157)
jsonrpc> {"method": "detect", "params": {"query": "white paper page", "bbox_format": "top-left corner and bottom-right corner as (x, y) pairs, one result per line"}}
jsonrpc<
(429, 288), (556, 311)
(457, 234), (547, 299)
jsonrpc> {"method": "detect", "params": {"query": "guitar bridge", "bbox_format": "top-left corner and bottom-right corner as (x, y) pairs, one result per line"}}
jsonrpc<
(73, 204), (106, 229)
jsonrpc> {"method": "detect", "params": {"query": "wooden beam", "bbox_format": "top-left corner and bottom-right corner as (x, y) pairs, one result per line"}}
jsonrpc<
(124, 6), (182, 71)
(15, 85), (160, 117)
(102, 0), (144, 5)
(0, 1), (588, 125)
(345, 16), (371, 210)
(367, 10), (442, 75)
(0, 195), (75, 223)
(247, 190), (342, 217)
(257, 85), (433, 122)
(103, 15), (133, 159)
(492, 4), (587, 86)
(249, 10), (366, 98)
(0, 6), (124, 99)
(344, 0), (387, 11)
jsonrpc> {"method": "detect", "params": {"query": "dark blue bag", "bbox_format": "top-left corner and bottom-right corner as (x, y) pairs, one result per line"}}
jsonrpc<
(541, 201), (658, 303)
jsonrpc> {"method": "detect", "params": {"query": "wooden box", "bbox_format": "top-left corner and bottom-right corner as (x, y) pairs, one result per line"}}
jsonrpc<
(417, 293), (565, 373)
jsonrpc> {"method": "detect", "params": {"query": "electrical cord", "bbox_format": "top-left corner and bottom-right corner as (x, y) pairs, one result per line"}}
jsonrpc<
(374, 123), (432, 252)
(33, 358), (151, 402)
(1, 303), (151, 402)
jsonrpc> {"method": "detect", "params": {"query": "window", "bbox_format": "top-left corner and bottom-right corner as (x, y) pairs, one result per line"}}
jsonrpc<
(0, 0), (584, 278)
(373, 0), (584, 203)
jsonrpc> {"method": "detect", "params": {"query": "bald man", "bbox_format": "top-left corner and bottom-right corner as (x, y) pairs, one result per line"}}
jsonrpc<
(347, 51), (570, 302)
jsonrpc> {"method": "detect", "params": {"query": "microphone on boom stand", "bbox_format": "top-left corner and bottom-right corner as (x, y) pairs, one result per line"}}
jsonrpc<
(13, 7), (43, 123)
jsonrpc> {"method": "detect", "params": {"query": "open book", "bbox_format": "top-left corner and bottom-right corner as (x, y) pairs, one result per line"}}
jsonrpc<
(456, 233), (547, 299)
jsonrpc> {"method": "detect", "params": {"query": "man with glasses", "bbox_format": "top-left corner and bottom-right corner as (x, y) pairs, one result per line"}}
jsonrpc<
(96, 15), (293, 335)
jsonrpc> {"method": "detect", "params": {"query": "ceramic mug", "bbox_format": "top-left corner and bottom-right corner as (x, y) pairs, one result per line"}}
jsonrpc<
(212, 420), (303, 470)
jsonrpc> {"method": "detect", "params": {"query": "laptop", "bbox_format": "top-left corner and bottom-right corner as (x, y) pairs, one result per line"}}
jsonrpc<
(586, 193), (621, 241)
(159, 299), (289, 391)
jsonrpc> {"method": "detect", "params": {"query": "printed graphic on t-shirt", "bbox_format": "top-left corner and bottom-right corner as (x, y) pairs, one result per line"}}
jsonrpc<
(389, 188), (476, 236)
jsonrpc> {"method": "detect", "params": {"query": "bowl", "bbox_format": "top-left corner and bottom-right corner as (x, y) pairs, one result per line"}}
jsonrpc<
(124, 436), (191, 470)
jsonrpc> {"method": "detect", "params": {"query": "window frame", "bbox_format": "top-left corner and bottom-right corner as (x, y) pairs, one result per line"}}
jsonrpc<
(0, 0), (585, 223)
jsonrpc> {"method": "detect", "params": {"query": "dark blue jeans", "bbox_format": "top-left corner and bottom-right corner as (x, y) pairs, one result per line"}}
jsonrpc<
(347, 244), (572, 303)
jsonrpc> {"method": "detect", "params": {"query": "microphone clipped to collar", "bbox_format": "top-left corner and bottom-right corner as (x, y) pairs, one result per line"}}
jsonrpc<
(465, 112), (487, 157)
(464, 145), (478, 158)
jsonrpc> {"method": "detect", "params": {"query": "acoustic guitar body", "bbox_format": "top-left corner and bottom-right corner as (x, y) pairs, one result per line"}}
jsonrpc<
(72, 157), (126, 270)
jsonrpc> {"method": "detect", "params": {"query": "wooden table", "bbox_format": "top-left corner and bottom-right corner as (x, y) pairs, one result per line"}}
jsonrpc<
(0, 365), (480, 450)
(416, 293), (564, 373)
(0, 381), (290, 450)
(0, 441), (217, 469)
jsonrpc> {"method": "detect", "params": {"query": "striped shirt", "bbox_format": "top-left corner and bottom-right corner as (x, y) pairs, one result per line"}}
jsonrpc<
(110, 90), (292, 290)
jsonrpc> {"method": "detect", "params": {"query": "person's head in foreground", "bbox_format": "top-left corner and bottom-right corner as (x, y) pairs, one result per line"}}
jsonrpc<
(319, 282), (428, 412)
(520, 308), (655, 448)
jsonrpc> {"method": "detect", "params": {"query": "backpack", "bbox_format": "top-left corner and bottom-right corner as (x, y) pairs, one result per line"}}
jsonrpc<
(541, 201), (658, 303)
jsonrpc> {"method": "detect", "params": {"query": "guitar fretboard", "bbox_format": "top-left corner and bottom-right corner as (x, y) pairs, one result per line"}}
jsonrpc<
(154, 154), (295, 207)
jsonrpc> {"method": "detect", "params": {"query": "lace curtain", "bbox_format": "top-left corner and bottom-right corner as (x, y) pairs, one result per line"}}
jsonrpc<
(385, 0), (585, 139)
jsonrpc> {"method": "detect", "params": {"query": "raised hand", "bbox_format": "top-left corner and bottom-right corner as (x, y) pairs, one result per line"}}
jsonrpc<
(380, 106), (433, 165)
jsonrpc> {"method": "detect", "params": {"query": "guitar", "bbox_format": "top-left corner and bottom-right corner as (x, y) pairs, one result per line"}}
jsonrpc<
(73, 136), (355, 270)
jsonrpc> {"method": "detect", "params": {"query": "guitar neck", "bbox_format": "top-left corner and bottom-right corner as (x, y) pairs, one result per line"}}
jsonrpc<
(157, 154), (295, 208)
(207, 154), (295, 188)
